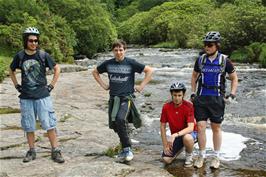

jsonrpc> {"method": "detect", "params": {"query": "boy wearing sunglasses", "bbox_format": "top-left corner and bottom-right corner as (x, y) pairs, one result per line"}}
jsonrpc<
(9, 27), (64, 163)
(191, 31), (238, 169)
(92, 39), (153, 162)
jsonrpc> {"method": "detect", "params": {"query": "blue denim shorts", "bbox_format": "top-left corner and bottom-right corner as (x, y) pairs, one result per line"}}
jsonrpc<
(162, 131), (198, 157)
(20, 96), (57, 132)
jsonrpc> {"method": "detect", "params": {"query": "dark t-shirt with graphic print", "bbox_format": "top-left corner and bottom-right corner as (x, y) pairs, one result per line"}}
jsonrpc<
(97, 57), (145, 96)
(10, 50), (56, 99)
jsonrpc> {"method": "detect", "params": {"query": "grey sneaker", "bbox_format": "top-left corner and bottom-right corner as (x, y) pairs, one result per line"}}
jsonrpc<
(210, 156), (220, 169)
(194, 156), (204, 168)
(23, 150), (36, 163)
(51, 149), (65, 163)
(117, 147), (134, 162)
(184, 155), (193, 167)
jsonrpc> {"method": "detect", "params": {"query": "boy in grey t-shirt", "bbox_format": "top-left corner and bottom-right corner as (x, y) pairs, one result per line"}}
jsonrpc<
(92, 39), (153, 161)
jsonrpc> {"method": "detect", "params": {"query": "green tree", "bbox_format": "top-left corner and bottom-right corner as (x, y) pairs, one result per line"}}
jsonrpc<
(45, 0), (117, 57)
(0, 0), (76, 63)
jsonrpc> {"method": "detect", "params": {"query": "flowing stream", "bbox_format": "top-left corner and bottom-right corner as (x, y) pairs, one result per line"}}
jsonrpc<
(95, 48), (266, 177)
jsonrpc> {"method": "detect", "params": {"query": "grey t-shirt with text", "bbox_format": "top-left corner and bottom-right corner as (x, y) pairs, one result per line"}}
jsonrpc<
(97, 57), (145, 96)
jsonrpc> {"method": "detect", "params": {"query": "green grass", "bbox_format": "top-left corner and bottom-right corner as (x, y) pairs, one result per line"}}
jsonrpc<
(135, 79), (162, 85)
(144, 92), (152, 97)
(152, 41), (177, 48)
(0, 107), (20, 114)
(0, 55), (12, 83)
(105, 144), (122, 157)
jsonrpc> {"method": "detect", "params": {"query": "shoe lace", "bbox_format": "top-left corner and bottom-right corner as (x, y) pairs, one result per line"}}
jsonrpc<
(26, 150), (34, 157)
(53, 150), (62, 158)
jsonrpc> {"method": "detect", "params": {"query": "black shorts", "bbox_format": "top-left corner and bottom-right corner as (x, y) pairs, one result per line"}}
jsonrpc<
(193, 96), (225, 124)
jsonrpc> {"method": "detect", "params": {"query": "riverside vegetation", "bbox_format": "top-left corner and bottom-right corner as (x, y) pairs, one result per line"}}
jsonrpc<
(0, 0), (265, 82)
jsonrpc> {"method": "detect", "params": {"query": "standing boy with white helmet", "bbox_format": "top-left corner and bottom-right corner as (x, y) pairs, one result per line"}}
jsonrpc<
(9, 27), (64, 163)
(160, 82), (197, 167)
(191, 31), (238, 169)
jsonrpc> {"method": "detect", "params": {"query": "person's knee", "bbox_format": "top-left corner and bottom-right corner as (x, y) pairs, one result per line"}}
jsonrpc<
(162, 156), (174, 164)
(183, 134), (194, 150)
(211, 123), (221, 133)
(197, 123), (206, 132)
(183, 134), (194, 144)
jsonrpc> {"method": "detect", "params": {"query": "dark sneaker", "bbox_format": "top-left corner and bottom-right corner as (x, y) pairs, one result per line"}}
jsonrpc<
(23, 150), (36, 163)
(51, 149), (65, 163)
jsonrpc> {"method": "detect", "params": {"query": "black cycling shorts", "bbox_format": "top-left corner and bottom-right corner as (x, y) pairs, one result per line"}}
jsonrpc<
(193, 96), (225, 124)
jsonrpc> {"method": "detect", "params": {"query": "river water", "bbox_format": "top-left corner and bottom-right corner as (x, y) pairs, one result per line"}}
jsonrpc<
(95, 48), (266, 177)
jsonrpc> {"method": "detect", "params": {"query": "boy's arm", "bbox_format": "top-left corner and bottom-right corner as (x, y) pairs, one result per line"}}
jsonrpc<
(9, 68), (19, 87)
(171, 123), (194, 139)
(135, 65), (153, 92)
(160, 122), (168, 149)
(92, 68), (109, 90)
(50, 64), (60, 87)
(191, 71), (199, 93)
(228, 71), (238, 96)
(160, 122), (172, 155)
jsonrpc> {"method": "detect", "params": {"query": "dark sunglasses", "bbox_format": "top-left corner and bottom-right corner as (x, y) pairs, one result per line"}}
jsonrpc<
(204, 43), (215, 47)
(114, 49), (124, 52)
(28, 39), (38, 43)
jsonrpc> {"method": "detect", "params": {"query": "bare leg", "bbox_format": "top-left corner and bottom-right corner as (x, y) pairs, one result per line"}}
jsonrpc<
(211, 122), (222, 152)
(183, 134), (194, 153)
(26, 132), (35, 149)
(197, 121), (207, 153)
(47, 129), (58, 148)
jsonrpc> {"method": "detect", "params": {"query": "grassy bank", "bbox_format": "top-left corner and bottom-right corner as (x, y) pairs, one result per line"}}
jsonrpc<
(230, 43), (266, 68)
(0, 55), (11, 83)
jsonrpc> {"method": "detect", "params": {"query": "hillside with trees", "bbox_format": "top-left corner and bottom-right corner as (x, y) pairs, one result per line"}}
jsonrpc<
(0, 0), (265, 82)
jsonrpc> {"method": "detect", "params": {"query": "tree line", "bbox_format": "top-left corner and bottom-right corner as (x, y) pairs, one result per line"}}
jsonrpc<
(0, 0), (265, 82)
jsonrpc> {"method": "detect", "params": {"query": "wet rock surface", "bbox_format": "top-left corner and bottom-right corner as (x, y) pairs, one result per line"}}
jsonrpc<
(0, 66), (171, 177)
(1, 47), (266, 177)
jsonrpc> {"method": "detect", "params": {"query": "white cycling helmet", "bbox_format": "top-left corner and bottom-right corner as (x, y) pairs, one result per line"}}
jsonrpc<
(170, 82), (186, 93)
(23, 27), (40, 35)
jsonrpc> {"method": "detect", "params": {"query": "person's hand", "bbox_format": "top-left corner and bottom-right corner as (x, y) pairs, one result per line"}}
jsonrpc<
(103, 84), (109, 90)
(163, 142), (172, 156)
(47, 84), (54, 92)
(15, 84), (22, 93)
(224, 93), (237, 104)
(169, 134), (176, 146)
(135, 85), (144, 93)
(190, 93), (196, 102)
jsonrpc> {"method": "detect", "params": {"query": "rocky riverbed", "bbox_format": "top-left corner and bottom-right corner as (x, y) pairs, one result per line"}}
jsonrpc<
(0, 66), (171, 177)
(1, 47), (266, 177)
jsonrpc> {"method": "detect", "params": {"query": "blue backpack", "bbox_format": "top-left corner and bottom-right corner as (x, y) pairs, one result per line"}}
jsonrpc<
(197, 53), (227, 95)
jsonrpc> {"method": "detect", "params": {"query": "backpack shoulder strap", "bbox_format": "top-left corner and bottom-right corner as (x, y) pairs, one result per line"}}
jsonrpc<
(218, 54), (227, 73)
(198, 53), (207, 72)
(18, 50), (25, 69)
(37, 50), (47, 66)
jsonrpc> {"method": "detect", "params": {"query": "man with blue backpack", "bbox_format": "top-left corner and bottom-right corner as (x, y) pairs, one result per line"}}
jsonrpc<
(191, 31), (238, 169)
(9, 27), (64, 163)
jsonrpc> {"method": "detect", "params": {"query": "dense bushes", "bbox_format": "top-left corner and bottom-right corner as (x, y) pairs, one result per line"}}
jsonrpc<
(118, 0), (265, 51)
(0, 0), (76, 63)
(231, 43), (266, 67)
(0, 0), (265, 77)
(45, 0), (117, 57)
(0, 0), (117, 62)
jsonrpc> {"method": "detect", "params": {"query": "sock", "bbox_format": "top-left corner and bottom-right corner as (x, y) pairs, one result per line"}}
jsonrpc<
(185, 152), (192, 157)
(214, 150), (220, 158)
(199, 150), (206, 158)
(52, 147), (60, 152)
